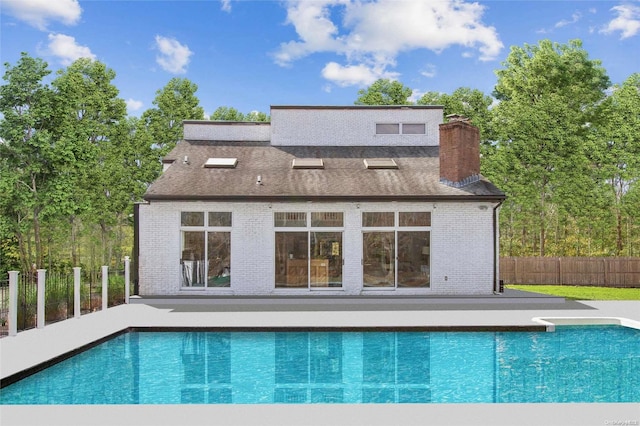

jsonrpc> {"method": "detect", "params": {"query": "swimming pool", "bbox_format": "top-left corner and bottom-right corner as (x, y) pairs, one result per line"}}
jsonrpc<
(1, 326), (638, 404)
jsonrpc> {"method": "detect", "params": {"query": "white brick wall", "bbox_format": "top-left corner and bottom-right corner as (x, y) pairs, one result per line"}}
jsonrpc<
(138, 200), (497, 296)
(431, 203), (495, 295)
(183, 121), (271, 141)
(180, 107), (443, 146)
(271, 107), (442, 146)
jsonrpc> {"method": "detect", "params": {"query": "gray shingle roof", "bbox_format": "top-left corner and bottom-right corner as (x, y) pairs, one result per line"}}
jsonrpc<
(143, 141), (505, 201)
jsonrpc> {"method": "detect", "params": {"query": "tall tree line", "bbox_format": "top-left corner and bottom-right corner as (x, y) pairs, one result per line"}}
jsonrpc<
(356, 40), (639, 257)
(1, 38), (638, 275)
(0, 54), (270, 274)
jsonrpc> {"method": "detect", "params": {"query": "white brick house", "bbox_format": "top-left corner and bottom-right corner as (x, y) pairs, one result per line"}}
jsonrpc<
(136, 106), (505, 297)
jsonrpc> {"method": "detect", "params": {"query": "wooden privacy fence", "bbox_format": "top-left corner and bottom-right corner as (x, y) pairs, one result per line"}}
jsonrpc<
(500, 257), (640, 287)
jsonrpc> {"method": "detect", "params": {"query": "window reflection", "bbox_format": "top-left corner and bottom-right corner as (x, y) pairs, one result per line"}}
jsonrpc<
(180, 332), (231, 404)
(274, 332), (344, 403)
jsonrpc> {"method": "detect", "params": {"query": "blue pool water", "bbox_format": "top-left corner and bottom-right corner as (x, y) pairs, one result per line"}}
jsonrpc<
(1, 326), (639, 404)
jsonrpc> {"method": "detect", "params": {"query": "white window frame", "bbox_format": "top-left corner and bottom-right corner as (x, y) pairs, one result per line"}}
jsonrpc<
(274, 211), (345, 290)
(361, 211), (431, 290)
(180, 211), (232, 289)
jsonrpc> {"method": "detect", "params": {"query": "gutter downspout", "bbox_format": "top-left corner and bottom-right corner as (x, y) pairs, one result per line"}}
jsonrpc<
(493, 200), (504, 294)
(133, 202), (141, 295)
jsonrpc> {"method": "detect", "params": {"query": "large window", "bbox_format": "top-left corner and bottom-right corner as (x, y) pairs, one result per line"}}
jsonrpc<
(275, 212), (343, 289)
(181, 212), (231, 288)
(362, 212), (430, 289)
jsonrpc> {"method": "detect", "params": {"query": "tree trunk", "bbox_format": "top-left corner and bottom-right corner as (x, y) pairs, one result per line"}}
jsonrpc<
(70, 216), (79, 266)
(539, 192), (546, 257)
(616, 209), (623, 255)
(100, 221), (109, 266)
(33, 205), (43, 268)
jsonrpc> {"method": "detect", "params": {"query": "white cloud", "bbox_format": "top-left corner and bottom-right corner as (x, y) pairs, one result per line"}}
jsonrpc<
(274, 0), (502, 87)
(601, 4), (640, 39)
(2, 0), (81, 30)
(154, 35), (193, 74)
(47, 33), (96, 65)
(126, 98), (144, 112)
(555, 11), (582, 28)
(221, 0), (232, 13)
(408, 89), (428, 104)
(420, 64), (437, 78)
(321, 62), (398, 87)
(273, 0), (344, 66)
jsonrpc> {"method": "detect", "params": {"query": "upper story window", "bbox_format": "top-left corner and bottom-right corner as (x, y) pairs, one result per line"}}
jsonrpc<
(402, 123), (426, 134)
(376, 123), (400, 134)
(375, 123), (426, 135)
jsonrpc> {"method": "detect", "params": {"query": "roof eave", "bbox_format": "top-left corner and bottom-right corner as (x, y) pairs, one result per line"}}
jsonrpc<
(143, 194), (506, 203)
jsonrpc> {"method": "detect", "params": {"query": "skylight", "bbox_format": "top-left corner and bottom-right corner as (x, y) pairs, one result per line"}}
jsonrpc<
(204, 158), (238, 168)
(292, 158), (324, 169)
(364, 159), (398, 169)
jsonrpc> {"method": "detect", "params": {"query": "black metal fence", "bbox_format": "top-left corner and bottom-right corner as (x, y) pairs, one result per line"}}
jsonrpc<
(0, 278), (8, 337)
(0, 267), (130, 338)
(44, 270), (74, 325)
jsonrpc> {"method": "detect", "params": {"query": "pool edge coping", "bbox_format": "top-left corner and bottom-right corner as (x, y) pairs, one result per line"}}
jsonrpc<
(533, 316), (640, 332)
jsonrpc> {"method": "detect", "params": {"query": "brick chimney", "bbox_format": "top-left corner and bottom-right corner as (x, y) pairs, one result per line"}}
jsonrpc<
(439, 115), (480, 187)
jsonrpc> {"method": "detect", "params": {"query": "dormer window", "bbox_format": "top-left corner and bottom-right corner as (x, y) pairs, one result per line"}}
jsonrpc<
(364, 159), (398, 169)
(292, 158), (324, 169)
(204, 158), (238, 168)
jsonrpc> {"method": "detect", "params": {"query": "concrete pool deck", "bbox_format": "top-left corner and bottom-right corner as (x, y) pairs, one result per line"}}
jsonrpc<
(1, 293), (639, 426)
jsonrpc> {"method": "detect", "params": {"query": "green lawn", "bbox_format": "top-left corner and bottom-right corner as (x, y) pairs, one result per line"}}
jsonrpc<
(506, 285), (640, 300)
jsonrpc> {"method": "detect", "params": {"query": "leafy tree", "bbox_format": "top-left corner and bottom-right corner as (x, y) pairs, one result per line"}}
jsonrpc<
(210, 107), (270, 122)
(141, 77), (204, 154)
(591, 73), (640, 254)
(211, 106), (245, 121)
(0, 53), (55, 270)
(355, 79), (413, 105)
(418, 87), (495, 143)
(490, 39), (610, 256)
(244, 110), (269, 122)
(50, 58), (128, 266)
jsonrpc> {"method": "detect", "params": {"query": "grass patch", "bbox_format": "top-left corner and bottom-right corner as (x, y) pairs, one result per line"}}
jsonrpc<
(506, 285), (640, 301)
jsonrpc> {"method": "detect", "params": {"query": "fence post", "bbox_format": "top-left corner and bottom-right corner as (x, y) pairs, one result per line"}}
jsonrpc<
(37, 269), (46, 329)
(124, 256), (130, 304)
(102, 265), (108, 311)
(557, 257), (562, 285)
(73, 267), (81, 319)
(8, 271), (19, 336)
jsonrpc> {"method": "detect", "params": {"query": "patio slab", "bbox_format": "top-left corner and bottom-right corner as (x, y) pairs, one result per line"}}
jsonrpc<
(1, 298), (639, 425)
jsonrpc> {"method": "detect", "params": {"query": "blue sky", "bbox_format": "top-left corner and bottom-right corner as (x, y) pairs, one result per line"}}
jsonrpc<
(1, 0), (638, 117)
